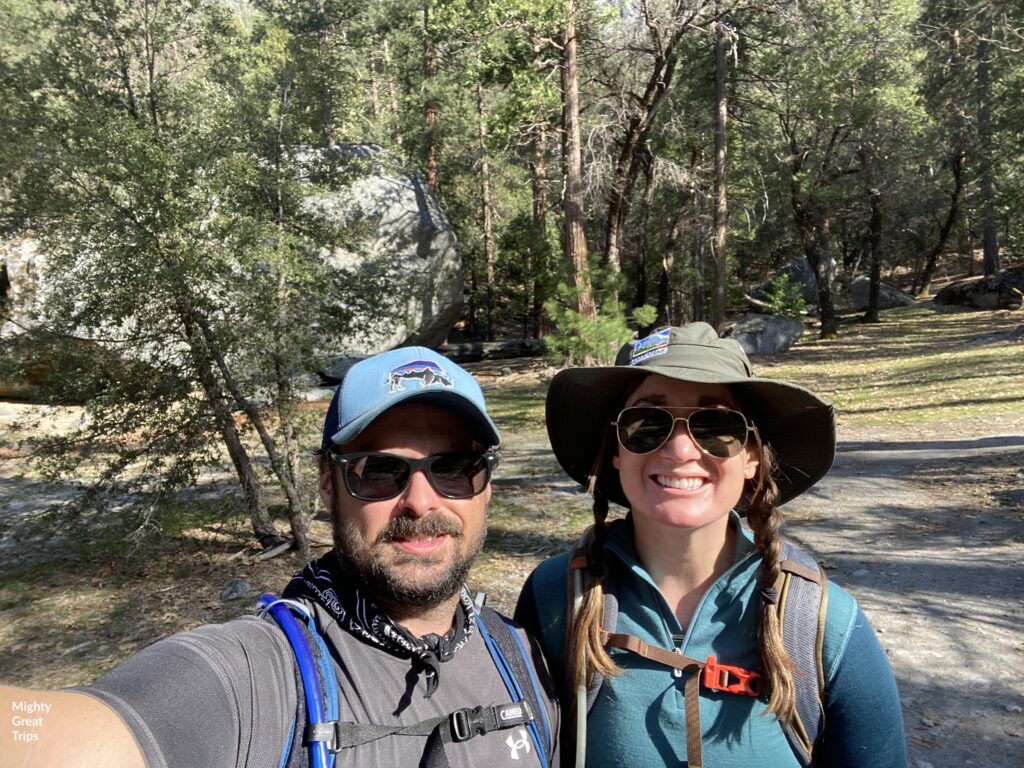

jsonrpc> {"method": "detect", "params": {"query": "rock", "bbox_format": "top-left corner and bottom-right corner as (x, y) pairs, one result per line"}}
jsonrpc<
(1004, 703), (1023, 714)
(299, 144), (462, 354)
(2, 145), (465, 392)
(750, 256), (832, 311)
(853, 568), (871, 577)
(220, 579), (250, 601)
(850, 276), (916, 311)
(726, 314), (805, 355)
(933, 266), (1024, 311)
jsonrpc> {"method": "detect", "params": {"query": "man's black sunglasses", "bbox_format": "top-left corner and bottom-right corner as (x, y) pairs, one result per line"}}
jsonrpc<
(328, 450), (498, 501)
(614, 406), (754, 458)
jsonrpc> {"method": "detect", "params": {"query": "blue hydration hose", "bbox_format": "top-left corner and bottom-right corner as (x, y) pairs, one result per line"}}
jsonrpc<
(257, 595), (335, 768)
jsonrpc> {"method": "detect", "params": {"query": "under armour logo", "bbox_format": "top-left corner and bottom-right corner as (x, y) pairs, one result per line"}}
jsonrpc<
(506, 728), (531, 760)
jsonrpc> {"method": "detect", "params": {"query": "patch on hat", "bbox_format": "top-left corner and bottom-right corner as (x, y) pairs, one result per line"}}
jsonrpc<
(629, 328), (671, 366)
(386, 360), (455, 393)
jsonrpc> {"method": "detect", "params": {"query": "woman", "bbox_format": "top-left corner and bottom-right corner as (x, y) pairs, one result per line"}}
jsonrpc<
(515, 324), (906, 768)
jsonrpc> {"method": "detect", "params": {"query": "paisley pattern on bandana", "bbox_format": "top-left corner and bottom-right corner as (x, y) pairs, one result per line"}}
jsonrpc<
(283, 552), (476, 698)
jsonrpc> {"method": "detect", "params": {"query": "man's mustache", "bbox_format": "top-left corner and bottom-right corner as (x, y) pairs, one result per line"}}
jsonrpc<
(376, 514), (463, 543)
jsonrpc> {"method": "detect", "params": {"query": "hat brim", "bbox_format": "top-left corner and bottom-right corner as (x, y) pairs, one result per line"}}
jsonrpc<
(329, 389), (501, 449)
(545, 365), (835, 508)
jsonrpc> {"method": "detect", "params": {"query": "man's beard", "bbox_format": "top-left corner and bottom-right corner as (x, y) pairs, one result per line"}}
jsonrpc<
(333, 511), (486, 610)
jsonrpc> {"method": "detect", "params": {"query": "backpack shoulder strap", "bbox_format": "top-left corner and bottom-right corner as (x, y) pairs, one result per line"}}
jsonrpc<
(477, 606), (553, 768)
(777, 541), (829, 766)
(256, 595), (340, 768)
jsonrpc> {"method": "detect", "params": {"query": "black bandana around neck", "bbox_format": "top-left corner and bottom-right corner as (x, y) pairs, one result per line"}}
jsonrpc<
(282, 552), (476, 698)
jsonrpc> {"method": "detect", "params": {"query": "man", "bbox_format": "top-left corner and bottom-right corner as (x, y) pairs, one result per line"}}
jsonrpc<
(1, 347), (558, 768)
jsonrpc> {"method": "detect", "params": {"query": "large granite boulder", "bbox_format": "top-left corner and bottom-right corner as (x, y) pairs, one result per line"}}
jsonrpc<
(750, 256), (837, 313)
(0, 238), (42, 338)
(1, 146), (463, 392)
(933, 266), (1024, 311)
(850, 276), (916, 311)
(727, 314), (805, 355)
(299, 145), (462, 354)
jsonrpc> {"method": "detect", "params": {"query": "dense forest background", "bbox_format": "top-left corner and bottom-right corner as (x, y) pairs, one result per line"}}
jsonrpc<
(1, 0), (1021, 552)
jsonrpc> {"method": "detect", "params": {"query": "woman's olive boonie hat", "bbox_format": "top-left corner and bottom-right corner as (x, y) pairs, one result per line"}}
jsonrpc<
(546, 323), (835, 508)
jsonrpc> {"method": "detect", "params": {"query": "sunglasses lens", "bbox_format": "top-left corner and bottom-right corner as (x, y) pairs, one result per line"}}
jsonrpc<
(340, 452), (493, 500)
(617, 407), (749, 457)
(344, 454), (410, 500)
(617, 407), (675, 454)
(688, 409), (749, 458)
(428, 452), (492, 499)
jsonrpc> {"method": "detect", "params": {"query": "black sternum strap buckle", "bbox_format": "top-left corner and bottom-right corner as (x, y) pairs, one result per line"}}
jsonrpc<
(449, 700), (533, 743)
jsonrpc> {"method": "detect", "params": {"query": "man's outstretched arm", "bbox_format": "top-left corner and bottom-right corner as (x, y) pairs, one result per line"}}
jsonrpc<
(1, 684), (145, 768)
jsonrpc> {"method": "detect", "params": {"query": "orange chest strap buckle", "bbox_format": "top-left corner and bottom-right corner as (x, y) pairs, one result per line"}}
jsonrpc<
(702, 656), (762, 696)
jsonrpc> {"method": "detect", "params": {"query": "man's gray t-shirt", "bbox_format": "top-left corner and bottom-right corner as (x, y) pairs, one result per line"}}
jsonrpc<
(78, 601), (558, 767)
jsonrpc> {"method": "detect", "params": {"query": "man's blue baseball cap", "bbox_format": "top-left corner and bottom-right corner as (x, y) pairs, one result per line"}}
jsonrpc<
(320, 347), (501, 451)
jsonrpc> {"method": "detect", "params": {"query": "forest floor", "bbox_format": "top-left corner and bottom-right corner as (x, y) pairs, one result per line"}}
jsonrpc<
(1, 301), (1022, 767)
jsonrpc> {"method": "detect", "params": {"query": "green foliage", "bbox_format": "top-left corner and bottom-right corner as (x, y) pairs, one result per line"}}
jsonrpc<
(760, 273), (808, 319)
(543, 281), (655, 365)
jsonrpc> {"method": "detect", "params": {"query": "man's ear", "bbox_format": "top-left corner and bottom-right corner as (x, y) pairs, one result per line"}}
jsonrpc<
(318, 460), (335, 509)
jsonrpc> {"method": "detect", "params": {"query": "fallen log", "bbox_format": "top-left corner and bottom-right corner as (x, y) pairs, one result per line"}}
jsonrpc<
(437, 339), (543, 362)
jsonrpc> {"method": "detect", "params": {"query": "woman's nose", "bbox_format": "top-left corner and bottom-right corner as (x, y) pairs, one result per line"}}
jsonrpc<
(658, 419), (704, 460)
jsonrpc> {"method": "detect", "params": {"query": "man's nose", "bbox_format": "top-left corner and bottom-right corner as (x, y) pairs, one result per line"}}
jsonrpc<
(397, 468), (439, 515)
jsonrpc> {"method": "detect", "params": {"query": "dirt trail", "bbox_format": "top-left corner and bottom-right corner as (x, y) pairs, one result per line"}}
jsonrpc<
(783, 427), (1024, 768)
(2, 313), (1023, 767)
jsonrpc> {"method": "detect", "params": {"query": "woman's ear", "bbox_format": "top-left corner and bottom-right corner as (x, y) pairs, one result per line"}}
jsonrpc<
(742, 444), (760, 480)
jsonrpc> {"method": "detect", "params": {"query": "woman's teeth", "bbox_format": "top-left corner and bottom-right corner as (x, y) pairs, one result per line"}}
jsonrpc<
(655, 475), (706, 490)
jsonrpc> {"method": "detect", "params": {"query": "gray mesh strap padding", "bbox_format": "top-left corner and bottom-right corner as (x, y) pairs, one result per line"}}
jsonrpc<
(779, 541), (828, 766)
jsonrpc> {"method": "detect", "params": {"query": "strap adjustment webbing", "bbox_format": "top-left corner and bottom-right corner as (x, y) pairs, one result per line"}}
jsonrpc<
(601, 632), (762, 768)
(305, 700), (533, 755)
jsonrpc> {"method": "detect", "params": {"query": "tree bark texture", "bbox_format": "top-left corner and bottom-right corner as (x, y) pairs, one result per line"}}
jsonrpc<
(424, 3), (438, 191)
(562, 0), (596, 328)
(915, 145), (963, 296)
(478, 83), (497, 341)
(863, 186), (883, 323)
(975, 25), (999, 276)
(711, 11), (728, 334)
(530, 120), (550, 338)
(180, 312), (277, 546)
(602, 8), (692, 280)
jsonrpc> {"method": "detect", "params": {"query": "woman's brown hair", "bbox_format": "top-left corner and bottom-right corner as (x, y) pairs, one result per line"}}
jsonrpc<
(565, 405), (799, 724)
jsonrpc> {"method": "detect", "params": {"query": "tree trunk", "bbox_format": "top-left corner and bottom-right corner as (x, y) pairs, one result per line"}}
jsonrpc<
(194, 314), (309, 552)
(863, 186), (883, 323)
(915, 145), (963, 296)
(562, 0), (596, 332)
(382, 38), (402, 146)
(272, 80), (311, 560)
(601, 18), (688, 283)
(423, 3), (438, 191)
(793, 200), (838, 337)
(315, 0), (336, 146)
(181, 314), (278, 546)
(635, 152), (656, 310)
(976, 19), (998, 276)
(530, 120), (550, 338)
(478, 83), (497, 342)
(710, 10), (728, 334)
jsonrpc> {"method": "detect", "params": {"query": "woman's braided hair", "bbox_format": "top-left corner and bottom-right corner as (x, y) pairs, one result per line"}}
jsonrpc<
(565, 401), (798, 724)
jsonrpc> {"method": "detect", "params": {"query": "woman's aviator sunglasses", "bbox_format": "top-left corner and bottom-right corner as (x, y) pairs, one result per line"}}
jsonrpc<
(614, 406), (754, 459)
(328, 450), (498, 501)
